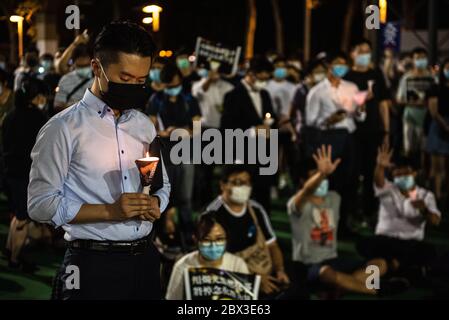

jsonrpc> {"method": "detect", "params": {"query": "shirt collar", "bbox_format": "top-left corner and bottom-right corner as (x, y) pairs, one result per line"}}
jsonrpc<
(80, 89), (134, 121)
(241, 79), (257, 93)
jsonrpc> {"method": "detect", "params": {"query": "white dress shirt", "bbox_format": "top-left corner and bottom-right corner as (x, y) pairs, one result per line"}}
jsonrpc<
(305, 78), (366, 133)
(28, 89), (171, 241)
(265, 79), (296, 117)
(192, 78), (234, 128)
(374, 180), (440, 241)
(241, 79), (263, 118)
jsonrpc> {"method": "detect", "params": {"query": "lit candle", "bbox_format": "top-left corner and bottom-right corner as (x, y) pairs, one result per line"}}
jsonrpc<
(135, 152), (159, 194)
(264, 112), (274, 126)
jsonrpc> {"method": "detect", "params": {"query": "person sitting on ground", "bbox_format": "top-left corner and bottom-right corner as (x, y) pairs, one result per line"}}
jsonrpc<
(287, 145), (406, 298)
(206, 165), (293, 298)
(165, 212), (249, 300)
(356, 144), (441, 281)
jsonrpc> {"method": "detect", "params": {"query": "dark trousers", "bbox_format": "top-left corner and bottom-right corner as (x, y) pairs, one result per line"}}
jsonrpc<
(355, 131), (383, 219)
(356, 235), (437, 268)
(52, 243), (161, 300)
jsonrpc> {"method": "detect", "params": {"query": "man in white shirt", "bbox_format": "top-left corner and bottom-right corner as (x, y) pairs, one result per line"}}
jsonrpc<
(192, 64), (234, 129)
(357, 144), (440, 273)
(305, 52), (366, 237)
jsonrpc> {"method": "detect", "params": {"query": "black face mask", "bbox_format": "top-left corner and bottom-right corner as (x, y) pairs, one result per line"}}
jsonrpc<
(97, 61), (150, 111)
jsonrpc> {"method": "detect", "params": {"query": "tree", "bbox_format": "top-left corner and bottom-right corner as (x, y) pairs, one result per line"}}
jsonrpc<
(271, 0), (284, 55)
(245, 0), (257, 59)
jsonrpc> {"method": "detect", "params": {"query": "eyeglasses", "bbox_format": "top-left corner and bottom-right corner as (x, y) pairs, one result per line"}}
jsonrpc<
(199, 239), (226, 247)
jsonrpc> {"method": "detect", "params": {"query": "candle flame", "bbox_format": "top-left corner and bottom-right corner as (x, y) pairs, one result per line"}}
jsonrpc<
(265, 113), (271, 119)
(146, 151), (150, 158)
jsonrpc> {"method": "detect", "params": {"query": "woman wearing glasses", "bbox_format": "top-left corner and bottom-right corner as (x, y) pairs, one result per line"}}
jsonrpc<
(165, 212), (249, 300)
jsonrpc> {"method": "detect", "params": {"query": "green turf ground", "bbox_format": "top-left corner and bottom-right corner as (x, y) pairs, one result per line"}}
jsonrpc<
(0, 196), (448, 300)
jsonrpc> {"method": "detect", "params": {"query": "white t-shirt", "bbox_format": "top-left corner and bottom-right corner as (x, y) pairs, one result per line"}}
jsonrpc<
(192, 78), (234, 128)
(374, 180), (440, 241)
(165, 251), (250, 300)
(265, 79), (296, 117)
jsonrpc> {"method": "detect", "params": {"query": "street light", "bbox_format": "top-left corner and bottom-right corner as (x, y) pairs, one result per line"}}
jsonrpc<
(10, 15), (24, 59)
(379, 0), (387, 24)
(142, 17), (153, 24)
(142, 5), (162, 32)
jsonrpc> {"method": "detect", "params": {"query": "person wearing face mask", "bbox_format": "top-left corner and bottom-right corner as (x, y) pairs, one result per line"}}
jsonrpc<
(396, 47), (436, 166)
(344, 39), (392, 228)
(191, 61), (234, 208)
(165, 213), (249, 299)
(206, 165), (294, 299)
(426, 59), (449, 204)
(287, 145), (405, 298)
(305, 52), (366, 238)
(221, 56), (277, 215)
(176, 53), (200, 95)
(147, 61), (201, 250)
(53, 44), (94, 113)
(28, 21), (171, 300)
(2, 76), (48, 272)
(13, 48), (40, 92)
(37, 53), (61, 117)
(289, 58), (327, 187)
(356, 144), (440, 280)
(265, 57), (297, 192)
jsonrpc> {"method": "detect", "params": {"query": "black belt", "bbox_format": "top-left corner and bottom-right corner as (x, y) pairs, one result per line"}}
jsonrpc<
(67, 236), (151, 255)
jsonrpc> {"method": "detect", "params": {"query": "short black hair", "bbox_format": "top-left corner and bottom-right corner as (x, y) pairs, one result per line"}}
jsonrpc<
(220, 164), (253, 183)
(196, 212), (228, 242)
(326, 51), (348, 65)
(93, 21), (157, 67)
(160, 61), (183, 84)
(248, 55), (274, 74)
(15, 76), (49, 109)
(71, 44), (91, 62)
(412, 47), (428, 56)
(351, 38), (372, 51)
(305, 58), (327, 75)
(40, 53), (54, 61)
(393, 155), (416, 171)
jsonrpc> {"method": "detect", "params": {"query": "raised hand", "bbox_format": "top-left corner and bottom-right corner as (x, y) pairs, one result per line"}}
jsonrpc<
(312, 145), (341, 176)
(376, 144), (393, 168)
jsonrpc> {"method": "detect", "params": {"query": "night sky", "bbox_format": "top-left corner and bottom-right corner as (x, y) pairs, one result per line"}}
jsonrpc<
(2, 0), (449, 60)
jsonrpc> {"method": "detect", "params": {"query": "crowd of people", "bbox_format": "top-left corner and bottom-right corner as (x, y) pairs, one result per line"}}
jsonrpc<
(0, 21), (448, 299)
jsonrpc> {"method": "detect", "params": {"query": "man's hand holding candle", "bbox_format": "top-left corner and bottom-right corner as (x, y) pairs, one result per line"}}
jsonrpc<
(108, 193), (161, 222)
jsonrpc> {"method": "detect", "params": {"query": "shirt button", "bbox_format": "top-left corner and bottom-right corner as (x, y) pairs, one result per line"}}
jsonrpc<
(97, 111), (101, 114)
(107, 108), (111, 112)
(121, 150), (124, 154)
(124, 176), (127, 180)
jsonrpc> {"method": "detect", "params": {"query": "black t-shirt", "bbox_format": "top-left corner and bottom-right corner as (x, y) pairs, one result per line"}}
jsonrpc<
(206, 196), (276, 253)
(147, 92), (201, 164)
(182, 72), (201, 94)
(2, 105), (47, 178)
(344, 68), (390, 134)
(428, 84), (449, 118)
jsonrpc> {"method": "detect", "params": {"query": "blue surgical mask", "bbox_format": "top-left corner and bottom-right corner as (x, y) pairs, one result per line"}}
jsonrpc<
(355, 53), (371, 67)
(76, 66), (92, 79)
(414, 58), (428, 69)
(199, 242), (226, 261)
(41, 60), (53, 72)
(444, 69), (449, 79)
(177, 58), (190, 70)
(149, 69), (161, 83)
(332, 64), (349, 78)
(164, 85), (182, 97)
(394, 175), (415, 191)
(314, 179), (329, 197)
(198, 68), (209, 78)
(274, 67), (288, 79)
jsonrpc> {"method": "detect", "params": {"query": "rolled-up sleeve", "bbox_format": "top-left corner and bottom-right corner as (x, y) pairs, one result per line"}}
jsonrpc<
(154, 153), (171, 213)
(28, 118), (82, 227)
